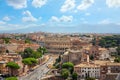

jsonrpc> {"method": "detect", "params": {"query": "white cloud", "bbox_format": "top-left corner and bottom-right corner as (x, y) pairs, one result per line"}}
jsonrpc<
(106, 0), (120, 8)
(85, 13), (91, 16)
(3, 16), (11, 21)
(77, 0), (94, 10)
(50, 16), (60, 22)
(0, 21), (6, 25)
(32, 0), (47, 8)
(0, 24), (23, 31)
(60, 15), (73, 22)
(60, 0), (76, 12)
(99, 19), (110, 24)
(6, 0), (27, 9)
(50, 15), (73, 22)
(0, 23), (45, 31)
(22, 10), (37, 22)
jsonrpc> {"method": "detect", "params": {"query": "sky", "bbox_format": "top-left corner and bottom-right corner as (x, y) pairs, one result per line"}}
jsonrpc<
(0, 0), (120, 33)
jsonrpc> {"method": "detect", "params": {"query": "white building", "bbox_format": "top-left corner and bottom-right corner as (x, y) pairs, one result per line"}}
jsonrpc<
(74, 63), (100, 79)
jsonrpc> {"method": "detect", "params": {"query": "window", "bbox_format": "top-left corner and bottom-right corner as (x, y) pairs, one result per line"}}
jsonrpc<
(82, 70), (84, 72)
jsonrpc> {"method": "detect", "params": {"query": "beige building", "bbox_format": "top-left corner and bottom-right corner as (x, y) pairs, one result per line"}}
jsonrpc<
(74, 63), (100, 79)
(44, 36), (91, 54)
(74, 60), (120, 80)
(0, 53), (23, 76)
(44, 37), (72, 54)
(62, 49), (83, 65)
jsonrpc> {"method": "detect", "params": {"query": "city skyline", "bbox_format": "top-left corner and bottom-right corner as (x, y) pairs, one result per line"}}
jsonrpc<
(0, 0), (120, 33)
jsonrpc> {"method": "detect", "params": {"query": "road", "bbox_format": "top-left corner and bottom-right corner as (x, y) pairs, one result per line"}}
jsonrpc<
(19, 56), (54, 80)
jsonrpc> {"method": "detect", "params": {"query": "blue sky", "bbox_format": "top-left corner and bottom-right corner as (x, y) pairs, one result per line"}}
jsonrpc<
(0, 0), (120, 33)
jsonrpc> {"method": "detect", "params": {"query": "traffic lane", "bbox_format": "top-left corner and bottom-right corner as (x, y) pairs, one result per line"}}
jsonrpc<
(20, 57), (53, 80)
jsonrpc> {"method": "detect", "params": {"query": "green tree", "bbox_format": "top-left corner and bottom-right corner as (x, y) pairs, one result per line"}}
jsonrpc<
(62, 62), (74, 74)
(31, 51), (42, 59)
(25, 39), (31, 44)
(6, 49), (9, 53)
(99, 35), (120, 48)
(37, 47), (47, 55)
(20, 47), (42, 59)
(114, 56), (120, 63)
(61, 69), (70, 79)
(90, 54), (94, 60)
(72, 72), (78, 80)
(3, 38), (10, 44)
(22, 58), (37, 69)
(21, 47), (34, 58)
(5, 77), (18, 80)
(6, 62), (20, 76)
(92, 38), (97, 46)
(116, 46), (120, 55)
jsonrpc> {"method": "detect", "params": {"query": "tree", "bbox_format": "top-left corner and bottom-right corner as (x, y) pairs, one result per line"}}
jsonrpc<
(114, 56), (120, 63)
(92, 38), (96, 46)
(72, 72), (78, 80)
(53, 55), (62, 69)
(31, 51), (42, 59)
(22, 58), (37, 69)
(116, 46), (120, 55)
(5, 77), (18, 80)
(37, 47), (47, 55)
(53, 63), (60, 69)
(6, 49), (9, 53)
(99, 35), (120, 48)
(57, 55), (61, 62)
(86, 77), (95, 80)
(62, 62), (74, 74)
(25, 39), (31, 44)
(61, 69), (70, 79)
(3, 38), (10, 44)
(20, 48), (34, 58)
(20, 47), (42, 59)
(90, 54), (94, 60)
(6, 62), (20, 76)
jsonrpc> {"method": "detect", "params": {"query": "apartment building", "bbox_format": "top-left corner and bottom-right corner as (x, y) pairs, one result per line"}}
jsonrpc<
(74, 63), (100, 79)
(74, 59), (120, 80)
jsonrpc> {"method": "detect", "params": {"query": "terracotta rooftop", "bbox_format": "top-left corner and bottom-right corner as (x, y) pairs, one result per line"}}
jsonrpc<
(75, 63), (100, 68)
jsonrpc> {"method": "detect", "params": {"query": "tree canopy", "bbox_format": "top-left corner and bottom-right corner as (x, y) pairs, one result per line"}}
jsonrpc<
(25, 39), (31, 44)
(114, 56), (120, 63)
(37, 47), (47, 55)
(99, 35), (120, 48)
(90, 54), (94, 60)
(20, 47), (42, 59)
(3, 38), (11, 44)
(5, 77), (18, 80)
(62, 62), (74, 69)
(62, 62), (74, 73)
(61, 69), (70, 79)
(116, 46), (120, 55)
(22, 58), (37, 65)
(72, 72), (78, 80)
(6, 62), (20, 69)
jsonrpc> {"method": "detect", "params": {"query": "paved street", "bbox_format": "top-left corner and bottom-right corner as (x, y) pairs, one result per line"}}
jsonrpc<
(19, 56), (54, 80)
